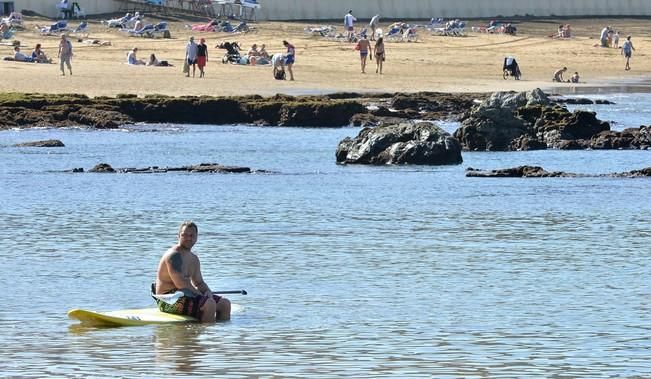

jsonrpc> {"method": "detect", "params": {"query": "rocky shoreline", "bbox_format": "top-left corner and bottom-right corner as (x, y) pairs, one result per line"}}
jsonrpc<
(4, 90), (650, 167)
(0, 92), (482, 130)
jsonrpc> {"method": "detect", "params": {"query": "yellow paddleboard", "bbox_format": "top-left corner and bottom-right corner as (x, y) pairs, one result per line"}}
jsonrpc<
(68, 308), (197, 327)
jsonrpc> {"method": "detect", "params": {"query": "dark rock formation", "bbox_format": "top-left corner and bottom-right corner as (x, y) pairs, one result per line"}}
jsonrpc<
(466, 166), (651, 178)
(89, 163), (116, 173)
(77, 163), (264, 174)
(0, 92), (488, 130)
(13, 139), (65, 147)
(455, 89), (624, 151)
(466, 165), (575, 177)
(336, 121), (463, 165)
(454, 89), (550, 151)
(589, 126), (651, 150)
(554, 98), (615, 105)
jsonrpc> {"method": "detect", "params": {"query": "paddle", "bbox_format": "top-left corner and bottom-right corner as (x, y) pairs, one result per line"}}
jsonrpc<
(153, 289), (247, 305)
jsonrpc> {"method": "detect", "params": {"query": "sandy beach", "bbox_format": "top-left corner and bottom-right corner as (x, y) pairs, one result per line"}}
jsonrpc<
(2, 15), (650, 97)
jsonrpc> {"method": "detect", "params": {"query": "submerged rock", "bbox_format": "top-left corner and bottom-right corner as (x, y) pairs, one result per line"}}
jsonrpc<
(336, 121), (463, 165)
(12, 139), (65, 147)
(466, 165), (575, 177)
(76, 163), (266, 174)
(466, 165), (651, 178)
(88, 163), (116, 173)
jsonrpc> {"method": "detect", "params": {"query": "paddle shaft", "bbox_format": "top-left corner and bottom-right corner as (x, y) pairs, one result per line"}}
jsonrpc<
(214, 289), (247, 295)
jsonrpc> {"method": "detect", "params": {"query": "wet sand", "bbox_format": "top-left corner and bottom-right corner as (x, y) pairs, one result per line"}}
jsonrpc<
(2, 15), (650, 97)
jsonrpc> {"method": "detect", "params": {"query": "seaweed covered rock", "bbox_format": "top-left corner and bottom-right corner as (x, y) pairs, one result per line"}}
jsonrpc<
(278, 101), (366, 126)
(336, 121), (462, 165)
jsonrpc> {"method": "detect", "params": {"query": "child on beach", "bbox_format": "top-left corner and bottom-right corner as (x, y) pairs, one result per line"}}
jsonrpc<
(570, 72), (580, 83)
(612, 31), (620, 48)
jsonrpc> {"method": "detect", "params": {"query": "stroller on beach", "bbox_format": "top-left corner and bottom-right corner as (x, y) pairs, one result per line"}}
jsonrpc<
(503, 56), (521, 80)
(218, 41), (241, 63)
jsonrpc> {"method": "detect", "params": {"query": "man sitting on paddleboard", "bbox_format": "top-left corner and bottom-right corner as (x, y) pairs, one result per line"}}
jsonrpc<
(153, 221), (231, 322)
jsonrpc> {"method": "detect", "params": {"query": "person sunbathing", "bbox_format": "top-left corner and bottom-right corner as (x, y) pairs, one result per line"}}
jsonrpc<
(259, 44), (270, 59)
(13, 46), (34, 62)
(147, 53), (172, 67)
(127, 47), (146, 65)
(31, 43), (52, 63)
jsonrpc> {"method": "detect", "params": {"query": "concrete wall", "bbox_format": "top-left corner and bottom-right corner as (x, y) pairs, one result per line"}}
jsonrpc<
(9, 0), (651, 20)
(11, 0), (122, 18)
(256, 0), (651, 20)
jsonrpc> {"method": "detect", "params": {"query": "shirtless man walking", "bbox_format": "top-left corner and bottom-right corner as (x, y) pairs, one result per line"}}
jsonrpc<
(154, 221), (231, 322)
(357, 33), (372, 73)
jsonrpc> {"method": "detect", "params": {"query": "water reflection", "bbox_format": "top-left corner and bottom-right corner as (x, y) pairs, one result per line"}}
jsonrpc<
(154, 324), (205, 373)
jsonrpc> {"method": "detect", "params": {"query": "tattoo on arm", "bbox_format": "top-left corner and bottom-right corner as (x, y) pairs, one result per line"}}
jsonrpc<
(170, 252), (183, 273)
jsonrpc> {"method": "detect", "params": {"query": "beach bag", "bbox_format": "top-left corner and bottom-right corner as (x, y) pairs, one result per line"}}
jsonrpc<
(274, 69), (286, 80)
(182, 59), (189, 73)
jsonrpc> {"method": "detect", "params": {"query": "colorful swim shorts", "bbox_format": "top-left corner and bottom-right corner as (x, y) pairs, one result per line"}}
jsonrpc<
(151, 284), (222, 319)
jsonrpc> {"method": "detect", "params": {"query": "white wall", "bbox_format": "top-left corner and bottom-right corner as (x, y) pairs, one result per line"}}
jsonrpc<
(10, 0), (651, 20)
(256, 0), (651, 20)
(11, 0), (122, 18)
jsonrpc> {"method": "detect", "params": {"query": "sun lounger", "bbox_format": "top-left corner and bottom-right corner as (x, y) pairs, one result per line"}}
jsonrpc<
(38, 20), (68, 35)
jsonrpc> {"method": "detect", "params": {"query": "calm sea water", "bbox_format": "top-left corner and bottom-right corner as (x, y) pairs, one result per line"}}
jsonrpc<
(1, 92), (650, 378)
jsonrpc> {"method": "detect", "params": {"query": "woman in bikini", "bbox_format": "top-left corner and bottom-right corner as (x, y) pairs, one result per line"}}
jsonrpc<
(374, 37), (385, 74)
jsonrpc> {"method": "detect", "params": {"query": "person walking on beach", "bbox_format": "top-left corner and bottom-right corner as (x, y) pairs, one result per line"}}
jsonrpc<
(154, 221), (231, 322)
(185, 36), (198, 78)
(344, 10), (357, 42)
(57, 34), (73, 76)
(374, 37), (385, 74)
(356, 33), (371, 74)
(283, 40), (295, 81)
(622, 35), (635, 71)
(196, 38), (208, 78)
(369, 14), (380, 41)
